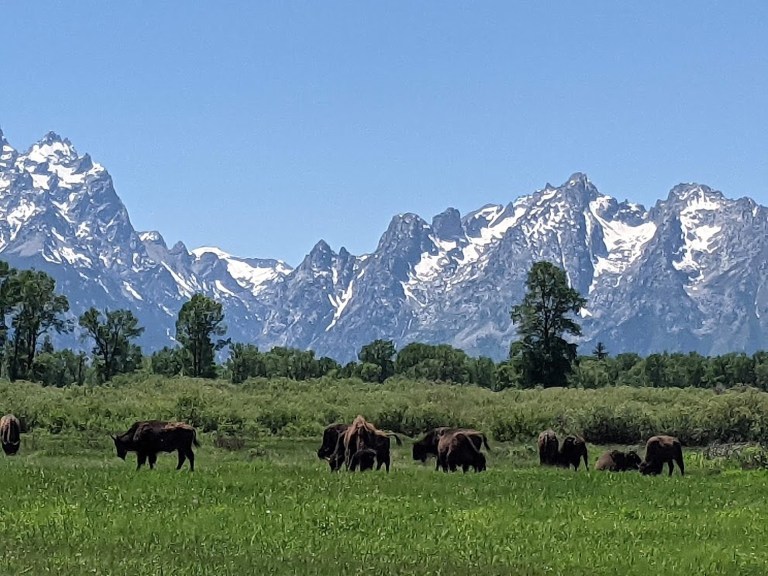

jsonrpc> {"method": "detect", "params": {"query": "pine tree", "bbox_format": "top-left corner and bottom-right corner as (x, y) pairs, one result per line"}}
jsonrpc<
(510, 261), (586, 388)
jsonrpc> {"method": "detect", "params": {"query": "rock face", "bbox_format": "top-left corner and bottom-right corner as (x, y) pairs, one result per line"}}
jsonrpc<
(2, 129), (767, 361)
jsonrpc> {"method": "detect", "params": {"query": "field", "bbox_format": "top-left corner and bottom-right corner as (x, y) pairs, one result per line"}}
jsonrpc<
(2, 377), (768, 575)
(1, 436), (767, 575)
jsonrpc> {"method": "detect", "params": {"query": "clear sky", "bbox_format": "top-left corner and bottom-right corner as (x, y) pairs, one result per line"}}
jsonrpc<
(1, 2), (767, 266)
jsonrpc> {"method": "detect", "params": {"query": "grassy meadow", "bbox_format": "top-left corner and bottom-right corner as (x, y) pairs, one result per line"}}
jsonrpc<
(1, 376), (768, 574)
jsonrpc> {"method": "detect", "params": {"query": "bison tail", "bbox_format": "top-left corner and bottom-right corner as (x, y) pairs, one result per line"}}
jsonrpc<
(481, 434), (491, 451)
(387, 432), (403, 446)
(193, 431), (201, 447)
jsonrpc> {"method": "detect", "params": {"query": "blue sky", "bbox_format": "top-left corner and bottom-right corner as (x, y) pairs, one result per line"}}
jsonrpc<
(1, 2), (767, 266)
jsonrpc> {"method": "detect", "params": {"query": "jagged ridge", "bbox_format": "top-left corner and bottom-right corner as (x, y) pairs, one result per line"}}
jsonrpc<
(2, 129), (767, 361)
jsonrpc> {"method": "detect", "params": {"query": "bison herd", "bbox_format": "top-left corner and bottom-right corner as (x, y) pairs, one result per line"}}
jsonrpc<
(0, 412), (684, 478)
(537, 429), (684, 476)
(315, 418), (684, 477)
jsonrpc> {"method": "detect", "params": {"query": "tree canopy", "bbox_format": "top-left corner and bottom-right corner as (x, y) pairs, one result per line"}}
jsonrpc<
(510, 261), (586, 388)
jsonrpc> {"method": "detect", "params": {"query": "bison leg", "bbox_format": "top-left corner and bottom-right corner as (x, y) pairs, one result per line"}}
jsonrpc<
(176, 450), (187, 470)
(675, 453), (685, 476)
(667, 460), (674, 477)
(186, 448), (195, 471)
(148, 453), (158, 469)
(136, 452), (147, 470)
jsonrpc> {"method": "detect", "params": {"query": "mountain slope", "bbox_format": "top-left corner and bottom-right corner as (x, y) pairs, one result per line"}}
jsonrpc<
(1, 129), (767, 361)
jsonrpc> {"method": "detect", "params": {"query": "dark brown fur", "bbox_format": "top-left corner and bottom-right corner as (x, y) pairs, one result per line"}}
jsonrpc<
(341, 415), (379, 468)
(537, 429), (559, 466)
(0, 414), (20, 456)
(317, 423), (348, 459)
(437, 431), (487, 472)
(349, 448), (377, 472)
(639, 435), (684, 476)
(594, 449), (641, 472)
(412, 427), (490, 469)
(112, 420), (200, 471)
(555, 435), (589, 470)
(324, 417), (401, 472)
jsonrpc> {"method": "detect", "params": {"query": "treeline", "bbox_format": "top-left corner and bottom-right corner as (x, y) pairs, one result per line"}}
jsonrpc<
(5, 377), (768, 447)
(3, 258), (768, 392)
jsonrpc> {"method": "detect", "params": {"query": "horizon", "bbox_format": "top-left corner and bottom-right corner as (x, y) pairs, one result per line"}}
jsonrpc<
(2, 2), (767, 266)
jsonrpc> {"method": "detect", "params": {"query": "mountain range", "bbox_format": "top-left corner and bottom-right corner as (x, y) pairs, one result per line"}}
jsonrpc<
(1, 128), (767, 362)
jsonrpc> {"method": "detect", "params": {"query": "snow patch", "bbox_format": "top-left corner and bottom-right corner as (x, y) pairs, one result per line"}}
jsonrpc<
(588, 198), (656, 292)
(123, 282), (143, 301)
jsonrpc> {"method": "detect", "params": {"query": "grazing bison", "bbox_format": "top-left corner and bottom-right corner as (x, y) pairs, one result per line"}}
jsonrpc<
(437, 431), (487, 472)
(349, 448), (377, 471)
(595, 449), (641, 472)
(639, 435), (684, 476)
(556, 435), (589, 470)
(412, 427), (490, 469)
(537, 429), (559, 466)
(317, 423), (349, 460)
(0, 414), (20, 455)
(112, 420), (200, 471)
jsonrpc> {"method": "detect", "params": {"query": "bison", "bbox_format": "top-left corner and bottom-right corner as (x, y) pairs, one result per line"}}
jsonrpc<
(594, 449), (641, 472)
(0, 414), (20, 456)
(412, 427), (490, 469)
(317, 423), (349, 460)
(537, 429), (559, 465)
(320, 419), (401, 472)
(112, 420), (200, 471)
(556, 435), (589, 470)
(437, 431), (487, 472)
(370, 429), (402, 472)
(349, 448), (378, 471)
(639, 435), (684, 476)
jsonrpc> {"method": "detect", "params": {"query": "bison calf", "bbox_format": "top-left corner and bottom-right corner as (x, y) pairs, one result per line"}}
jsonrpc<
(595, 449), (641, 472)
(349, 448), (377, 471)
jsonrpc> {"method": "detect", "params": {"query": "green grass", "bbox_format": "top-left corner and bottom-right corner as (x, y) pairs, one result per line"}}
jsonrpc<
(1, 440), (767, 575)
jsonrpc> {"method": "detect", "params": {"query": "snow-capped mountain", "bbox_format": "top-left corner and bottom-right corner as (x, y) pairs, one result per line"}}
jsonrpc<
(1, 128), (767, 361)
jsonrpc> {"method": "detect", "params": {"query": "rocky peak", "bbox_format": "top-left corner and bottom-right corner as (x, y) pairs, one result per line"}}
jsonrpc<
(431, 207), (464, 243)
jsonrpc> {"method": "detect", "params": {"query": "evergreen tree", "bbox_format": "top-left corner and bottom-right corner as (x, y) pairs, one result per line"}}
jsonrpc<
(510, 261), (586, 388)
(175, 294), (227, 378)
(79, 308), (144, 382)
(592, 341), (608, 360)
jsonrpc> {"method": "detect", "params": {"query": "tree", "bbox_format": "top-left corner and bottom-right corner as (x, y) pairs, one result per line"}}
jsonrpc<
(175, 294), (227, 378)
(358, 339), (396, 383)
(7, 269), (71, 381)
(510, 261), (586, 388)
(0, 261), (17, 371)
(592, 341), (608, 361)
(228, 343), (265, 384)
(79, 308), (144, 382)
(31, 347), (87, 387)
(151, 346), (183, 377)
